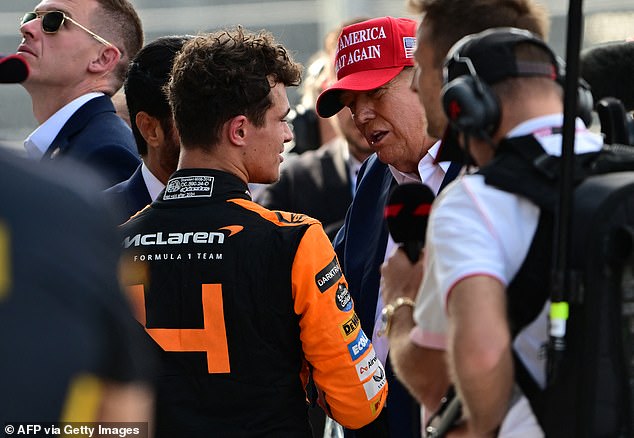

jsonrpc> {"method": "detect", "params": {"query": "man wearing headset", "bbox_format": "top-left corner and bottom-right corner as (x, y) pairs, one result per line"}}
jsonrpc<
(378, 0), (549, 424)
(388, 28), (602, 436)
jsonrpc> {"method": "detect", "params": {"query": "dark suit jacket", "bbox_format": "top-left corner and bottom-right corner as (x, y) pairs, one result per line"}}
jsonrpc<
(103, 164), (152, 224)
(258, 138), (353, 240)
(334, 154), (461, 438)
(43, 95), (140, 188)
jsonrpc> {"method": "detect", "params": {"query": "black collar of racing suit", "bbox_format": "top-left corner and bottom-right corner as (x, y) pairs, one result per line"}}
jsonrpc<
(155, 168), (252, 207)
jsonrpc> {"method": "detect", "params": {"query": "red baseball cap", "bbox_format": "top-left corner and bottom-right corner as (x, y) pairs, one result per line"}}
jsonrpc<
(316, 16), (417, 118)
(0, 54), (29, 84)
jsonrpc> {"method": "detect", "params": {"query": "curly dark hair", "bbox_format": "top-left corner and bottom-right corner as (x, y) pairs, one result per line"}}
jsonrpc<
(167, 27), (302, 149)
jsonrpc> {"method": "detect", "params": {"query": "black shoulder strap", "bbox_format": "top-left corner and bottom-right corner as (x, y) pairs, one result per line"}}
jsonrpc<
(479, 135), (599, 211)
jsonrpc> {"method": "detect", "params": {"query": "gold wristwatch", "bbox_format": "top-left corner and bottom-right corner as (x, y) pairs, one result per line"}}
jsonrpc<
(377, 297), (416, 337)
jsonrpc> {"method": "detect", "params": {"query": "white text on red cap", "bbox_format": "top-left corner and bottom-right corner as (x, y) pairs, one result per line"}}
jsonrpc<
(335, 26), (387, 74)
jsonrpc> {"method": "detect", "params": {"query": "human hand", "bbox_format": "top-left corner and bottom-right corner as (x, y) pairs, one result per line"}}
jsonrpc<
(380, 245), (424, 306)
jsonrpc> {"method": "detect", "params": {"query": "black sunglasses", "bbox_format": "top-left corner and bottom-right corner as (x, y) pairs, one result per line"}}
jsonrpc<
(21, 11), (116, 49)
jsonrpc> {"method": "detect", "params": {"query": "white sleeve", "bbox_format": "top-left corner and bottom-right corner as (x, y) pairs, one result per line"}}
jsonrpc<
(413, 175), (540, 348)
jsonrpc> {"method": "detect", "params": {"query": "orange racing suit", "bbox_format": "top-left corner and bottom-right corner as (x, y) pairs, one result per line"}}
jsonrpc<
(120, 168), (387, 437)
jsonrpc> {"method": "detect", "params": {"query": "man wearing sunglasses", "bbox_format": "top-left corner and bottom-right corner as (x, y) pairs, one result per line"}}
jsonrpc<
(17, 0), (144, 189)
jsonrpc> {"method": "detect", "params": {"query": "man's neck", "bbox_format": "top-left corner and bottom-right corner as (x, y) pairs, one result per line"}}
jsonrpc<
(145, 154), (174, 186)
(177, 146), (248, 184)
(25, 82), (111, 124)
(494, 96), (563, 144)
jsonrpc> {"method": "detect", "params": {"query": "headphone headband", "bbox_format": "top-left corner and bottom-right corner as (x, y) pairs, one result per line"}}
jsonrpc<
(439, 27), (593, 154)
(443, 27), (560, 86)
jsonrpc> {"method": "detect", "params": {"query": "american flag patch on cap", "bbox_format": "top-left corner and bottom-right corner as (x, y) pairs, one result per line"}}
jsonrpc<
(403, 37), (416, 58)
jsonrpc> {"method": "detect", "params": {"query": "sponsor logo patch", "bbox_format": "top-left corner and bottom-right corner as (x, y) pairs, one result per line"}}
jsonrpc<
(335, 283), (353, 312)
(164, 175), (214, 200)
(340, 313), (360, 340)
(363, 365), (386, 400)
(275, 211), (307, 224)
(347, 330), (370, 361)
(315, 256), (342, 293)
(370, 391), (384, 415)
(355, 348), (380, 381)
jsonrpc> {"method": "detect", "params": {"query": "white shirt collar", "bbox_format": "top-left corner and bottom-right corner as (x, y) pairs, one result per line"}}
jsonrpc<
(388, 140), (450, 188)
(507, 114), (603, 156)
(24, 92), (104, 159)
(141, 162), (166, 201)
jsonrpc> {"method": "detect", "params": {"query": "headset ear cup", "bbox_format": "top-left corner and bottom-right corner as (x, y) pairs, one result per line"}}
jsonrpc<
(442, 75), (500, 136)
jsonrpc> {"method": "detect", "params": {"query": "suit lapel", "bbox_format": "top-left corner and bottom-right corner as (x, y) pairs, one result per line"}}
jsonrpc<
(438, 161), (462, 192)
(126, 166), (152, 212)
(44, 95), (115, 159)
(343, 155), (394, 336)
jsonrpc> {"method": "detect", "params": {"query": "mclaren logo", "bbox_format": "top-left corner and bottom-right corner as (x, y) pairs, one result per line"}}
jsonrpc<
(275, 211), (307, 224)
(123, 225), (243, 248)
(218, 225), (244, 237)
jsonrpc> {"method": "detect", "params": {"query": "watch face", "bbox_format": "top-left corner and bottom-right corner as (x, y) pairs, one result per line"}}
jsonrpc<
(378, 307), (390, 336)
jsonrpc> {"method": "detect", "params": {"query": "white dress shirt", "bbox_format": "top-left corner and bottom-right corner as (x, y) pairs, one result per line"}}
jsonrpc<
(141, 162), (166, 201)
(371, 140), (450, 370)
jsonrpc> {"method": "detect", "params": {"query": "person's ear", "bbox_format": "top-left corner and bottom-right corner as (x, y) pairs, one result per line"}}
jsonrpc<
(135, 111), (162, 149)
(88, 45), (120, 74)
(228, 115), (249, 146)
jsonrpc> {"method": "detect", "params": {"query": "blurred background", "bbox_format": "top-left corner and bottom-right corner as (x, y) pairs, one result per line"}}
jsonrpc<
(0, 0), (632, 151)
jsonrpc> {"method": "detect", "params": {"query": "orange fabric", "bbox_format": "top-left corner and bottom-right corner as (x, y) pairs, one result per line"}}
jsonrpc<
(292, 222), (387, 428)
(129, 283), (230, 374)
(231, 198), (388, 428)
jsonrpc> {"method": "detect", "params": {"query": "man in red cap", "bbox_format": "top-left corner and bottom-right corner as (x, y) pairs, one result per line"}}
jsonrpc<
(316, 16), (461, 438)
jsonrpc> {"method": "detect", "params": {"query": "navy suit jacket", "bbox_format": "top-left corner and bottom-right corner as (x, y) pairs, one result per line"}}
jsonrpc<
(43, 95), (140, 188)
(103, 164), (152, 224)
(334, 154), (460, 438)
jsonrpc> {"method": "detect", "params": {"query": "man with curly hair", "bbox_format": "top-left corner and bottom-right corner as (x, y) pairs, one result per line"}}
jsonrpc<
(119, 28), (387, 437)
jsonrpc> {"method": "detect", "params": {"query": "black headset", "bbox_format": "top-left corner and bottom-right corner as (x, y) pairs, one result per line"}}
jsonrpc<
(441, 28), (594, 138)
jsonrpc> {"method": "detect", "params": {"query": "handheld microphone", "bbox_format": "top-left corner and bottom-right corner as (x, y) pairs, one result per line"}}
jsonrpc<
(0, 54), (29, 84)
(384, 183), (435, 263)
